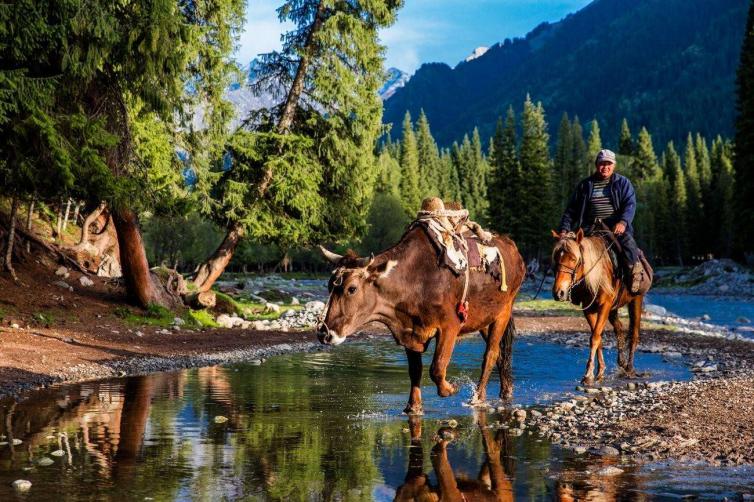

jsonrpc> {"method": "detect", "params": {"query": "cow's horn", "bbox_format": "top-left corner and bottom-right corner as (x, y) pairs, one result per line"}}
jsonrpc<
(358, 253), (375, 268)
(319, 245), (343, 264)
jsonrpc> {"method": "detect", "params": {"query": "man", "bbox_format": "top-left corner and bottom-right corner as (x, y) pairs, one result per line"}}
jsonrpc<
(559, 149), (643, 293)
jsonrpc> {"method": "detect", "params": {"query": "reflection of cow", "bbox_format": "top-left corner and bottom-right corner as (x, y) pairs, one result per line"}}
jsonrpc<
(395, 414), (514, 502)
(318, 224), (524, 414)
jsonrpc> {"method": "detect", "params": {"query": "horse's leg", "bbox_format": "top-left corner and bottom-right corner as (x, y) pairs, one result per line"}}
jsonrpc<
(475, 302), (513, 403)
(431, 435), (463, 500)
(582, 300), (612, 385)
(498, 311), (516, 401)
(596, 340), (606, 381)
(609, 308), (628, 371)
(625, 295), (644, 377)
(430, 323), (459, 397)
(404, 348), (424, 415)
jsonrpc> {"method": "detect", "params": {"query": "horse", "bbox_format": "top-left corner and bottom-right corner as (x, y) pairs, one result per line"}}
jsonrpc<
(318, 223), (525, 414)
(550, 228), (647, 384)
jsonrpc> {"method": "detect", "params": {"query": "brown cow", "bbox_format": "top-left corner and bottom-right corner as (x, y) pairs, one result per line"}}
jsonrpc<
(318, 225), (525, 414)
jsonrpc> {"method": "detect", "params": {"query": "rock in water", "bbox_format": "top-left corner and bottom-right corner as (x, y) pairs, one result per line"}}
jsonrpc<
(51, 449), (65, 457)
(599, 446), (620, 456)
(214, 416), (229, 424)
(596, 466), (624, 476)
(12, 480), (32, 492)
(37, 457), (54, 466)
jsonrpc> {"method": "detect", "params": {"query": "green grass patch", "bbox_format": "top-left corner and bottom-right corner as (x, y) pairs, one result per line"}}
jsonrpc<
(514, 298), (576, 311)
(32, 311), (55, 327)
(212, 290), (302, 321)
(113, 303), (176, 327)
(186, 309), (219, 328)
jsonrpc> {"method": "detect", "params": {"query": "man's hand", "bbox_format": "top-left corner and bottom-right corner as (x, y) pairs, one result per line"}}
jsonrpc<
(613, 222), (626, 235)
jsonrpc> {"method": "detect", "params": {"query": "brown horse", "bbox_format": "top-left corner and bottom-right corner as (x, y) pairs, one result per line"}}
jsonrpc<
(551, 228), (646, 384)
(318, 224), (525, 414)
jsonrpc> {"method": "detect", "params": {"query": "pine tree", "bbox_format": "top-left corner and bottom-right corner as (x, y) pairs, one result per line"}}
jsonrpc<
(487, 107), (520, 237)
(586, 119), (602, 174)
(553, 113), (574, 211)
(415, 109), (441, 197)
(683, 133), (703, 259)
(735, 0), (754, 255)
(399, 111), (421, 215)
(619, 118), (634, 156)
(466, 128), (489, 221)
(630, 127), (661, 257)
(632, 128), (660, 180)
(518, 96), (552, 257)
(663, 142), (687, 265)
(569, 116), (587, 187)
(441, 148), (461, 202)
(375, 149), (401, 196)
(713, 141), (736, 257)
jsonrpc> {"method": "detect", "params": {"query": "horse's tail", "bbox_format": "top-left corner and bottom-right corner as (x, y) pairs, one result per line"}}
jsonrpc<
(498, 314), (516, 399)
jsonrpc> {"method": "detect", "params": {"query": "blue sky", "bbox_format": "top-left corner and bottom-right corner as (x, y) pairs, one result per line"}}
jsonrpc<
(236, 0), (593, 74)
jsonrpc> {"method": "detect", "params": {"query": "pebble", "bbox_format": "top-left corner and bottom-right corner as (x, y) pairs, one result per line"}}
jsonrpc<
(213, 416), (229, 424)
(596, 466), (624, 476)
(50, 449), (65, 457)
(12, 438), (22, 445)
(12, 480), (32, 492)
(79, 275), (94, 287)
(37, 457), (54, 466)
(598, 446), (620, 456)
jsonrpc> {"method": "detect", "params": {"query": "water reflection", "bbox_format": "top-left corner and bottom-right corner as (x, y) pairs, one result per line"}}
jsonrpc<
(0, 341), (748, 500)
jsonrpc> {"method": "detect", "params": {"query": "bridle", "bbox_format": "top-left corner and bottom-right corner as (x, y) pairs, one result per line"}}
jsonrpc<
(317, 266), (346, 334)
(554, 235), (615, 310)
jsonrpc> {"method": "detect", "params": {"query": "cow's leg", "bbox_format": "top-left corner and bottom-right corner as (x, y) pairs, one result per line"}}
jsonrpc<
(609, 308), (628, 370)
(474, 302), (513, 403)
(404, 348), (424, 415)
(430, 324), (459, 398)
(582, 300), (611, 385)
(625, 295), (643, 377)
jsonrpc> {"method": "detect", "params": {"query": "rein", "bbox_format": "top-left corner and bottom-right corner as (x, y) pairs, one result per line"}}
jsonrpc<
(556, 234), (615, 311)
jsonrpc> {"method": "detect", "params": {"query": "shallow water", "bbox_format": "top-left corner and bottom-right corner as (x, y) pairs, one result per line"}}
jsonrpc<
(0, 336), (750, 501)
(647, 292), (754, 334)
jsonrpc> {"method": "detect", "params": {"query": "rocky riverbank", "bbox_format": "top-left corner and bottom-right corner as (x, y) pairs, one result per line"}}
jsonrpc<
(501, 326), (754, 466)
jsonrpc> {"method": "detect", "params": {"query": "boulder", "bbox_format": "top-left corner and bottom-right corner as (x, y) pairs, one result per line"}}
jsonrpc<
(78, 275), (94, 287)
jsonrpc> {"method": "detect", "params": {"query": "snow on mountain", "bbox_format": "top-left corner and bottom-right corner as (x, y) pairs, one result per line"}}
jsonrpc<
(379, 67), (410, 100)
(463, 46), (489, 63)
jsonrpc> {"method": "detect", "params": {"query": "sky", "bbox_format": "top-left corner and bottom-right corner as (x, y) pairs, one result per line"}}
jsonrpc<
(236, 0), (593, 74)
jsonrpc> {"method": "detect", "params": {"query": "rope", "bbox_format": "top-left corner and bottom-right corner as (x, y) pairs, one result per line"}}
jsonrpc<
(569, 236), (615, 311)
(530, 268), (549, 300)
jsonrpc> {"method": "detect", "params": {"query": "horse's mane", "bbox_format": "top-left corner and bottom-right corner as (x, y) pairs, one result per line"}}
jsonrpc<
(553, 236), (615, 297)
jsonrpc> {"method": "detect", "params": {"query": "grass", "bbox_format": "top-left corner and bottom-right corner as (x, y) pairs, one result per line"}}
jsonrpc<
(113, 303), (176, 327)
(32, 311), (55, 327)
(213, 290), (302, 321)
(187, 309), (219, 328)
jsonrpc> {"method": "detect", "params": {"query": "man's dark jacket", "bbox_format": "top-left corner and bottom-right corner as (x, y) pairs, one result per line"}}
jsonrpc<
(559, 173), (637, 234)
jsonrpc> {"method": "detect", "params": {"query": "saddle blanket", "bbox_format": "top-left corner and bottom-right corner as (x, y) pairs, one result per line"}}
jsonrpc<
(413, 218), (508, 291)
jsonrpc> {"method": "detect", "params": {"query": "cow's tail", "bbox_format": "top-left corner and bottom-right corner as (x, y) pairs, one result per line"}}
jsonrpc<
(498, 315), (516, 400)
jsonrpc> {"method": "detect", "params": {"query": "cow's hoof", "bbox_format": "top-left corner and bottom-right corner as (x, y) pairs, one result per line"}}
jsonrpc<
(437, 381), (456, 398)
(403, 404), (424, 416)
(581, 375), (595, 386)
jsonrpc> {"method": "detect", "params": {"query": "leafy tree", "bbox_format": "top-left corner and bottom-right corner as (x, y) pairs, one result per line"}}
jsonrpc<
(735, 0), (754, 255)
(192, 0), (403, 292)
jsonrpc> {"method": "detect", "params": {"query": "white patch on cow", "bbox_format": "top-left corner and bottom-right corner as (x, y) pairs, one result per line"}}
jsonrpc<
(328, 331), (347, 345)
(380, 260), (399, 278)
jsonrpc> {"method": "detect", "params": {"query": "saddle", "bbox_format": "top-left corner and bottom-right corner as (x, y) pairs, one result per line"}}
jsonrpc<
(594, 231), (653, 296)
(411, 198), (507, 291)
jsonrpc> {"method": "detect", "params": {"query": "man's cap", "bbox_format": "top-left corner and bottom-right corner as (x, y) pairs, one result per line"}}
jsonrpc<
(595, 149), (616, 165)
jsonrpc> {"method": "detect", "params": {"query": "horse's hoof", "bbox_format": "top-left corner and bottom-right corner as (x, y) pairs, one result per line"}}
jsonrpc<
(469, 395), (487, 407)
(403, 405), (424, 416)
(581, 376), (595, 386)
(596, 373), (605, 382)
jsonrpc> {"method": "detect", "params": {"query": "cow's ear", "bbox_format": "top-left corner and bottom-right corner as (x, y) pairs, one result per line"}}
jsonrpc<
(368, 259), (398, 282)
(576, 228), (584, 243)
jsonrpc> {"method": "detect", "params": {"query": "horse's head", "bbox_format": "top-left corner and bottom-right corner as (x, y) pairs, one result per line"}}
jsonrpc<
(550, 229), (584, 301)
(316, 246), (398, 345)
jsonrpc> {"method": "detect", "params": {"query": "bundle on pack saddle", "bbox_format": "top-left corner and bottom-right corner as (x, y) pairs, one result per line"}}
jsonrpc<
(410, 197), (507, 323)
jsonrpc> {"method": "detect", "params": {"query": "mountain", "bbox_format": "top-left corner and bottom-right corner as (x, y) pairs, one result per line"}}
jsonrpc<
(379, 67), (410, 100)
(463, 47), (489, 63)
(383, 0), (749, 148)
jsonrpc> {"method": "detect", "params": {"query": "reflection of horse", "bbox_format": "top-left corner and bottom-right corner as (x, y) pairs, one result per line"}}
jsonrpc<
(395, 415), (514, 501)
(551, 230), (647, 384)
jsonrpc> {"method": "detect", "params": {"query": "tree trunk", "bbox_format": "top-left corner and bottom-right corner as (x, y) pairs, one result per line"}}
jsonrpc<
(192, 222), (245, 293)
(62, 198), (72, 231)
(3, 194), (19, 281)
(72, 201), (82, 226)
(112, 207), (171, 308)
(55, 197), (63, 239)
(277, 0), (325, 134)
(79, 202), (107, 246)
(25, 195), (35, 253)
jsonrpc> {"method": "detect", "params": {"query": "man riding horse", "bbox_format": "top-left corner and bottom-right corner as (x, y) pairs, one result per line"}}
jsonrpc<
(558, 149), (643, 293)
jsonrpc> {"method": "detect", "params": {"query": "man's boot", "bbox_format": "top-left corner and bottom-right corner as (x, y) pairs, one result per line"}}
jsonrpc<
(630, 262), (643, 294)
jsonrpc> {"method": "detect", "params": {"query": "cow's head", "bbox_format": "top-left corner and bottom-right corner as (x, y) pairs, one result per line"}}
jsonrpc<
(316, 246), (398, 345)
